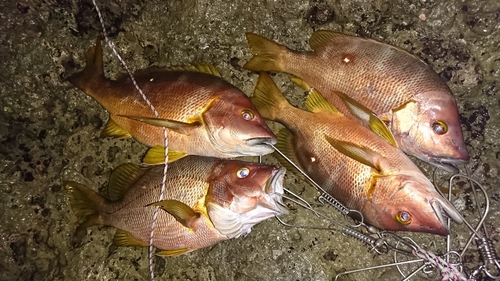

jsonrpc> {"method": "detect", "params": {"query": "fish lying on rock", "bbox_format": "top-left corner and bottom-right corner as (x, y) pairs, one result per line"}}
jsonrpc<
(68, 39), (276, 164)
(64, 156), (287, 256)
(244, 31), (469, 173)
(250, 72), (462, 235)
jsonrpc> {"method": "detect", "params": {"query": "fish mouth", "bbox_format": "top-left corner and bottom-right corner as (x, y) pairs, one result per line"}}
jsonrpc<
(246, 137), (277, 146)
(262, 167), (288, 215)
(430, 199), (463, 236)
(429, 157), (469, 174)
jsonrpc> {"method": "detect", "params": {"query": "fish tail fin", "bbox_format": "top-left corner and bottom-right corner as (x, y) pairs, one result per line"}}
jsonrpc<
(244, 33), (287, 72)
(67, 39), (105, 93)
(251, 72), (290, 121)
(64, 180), (105, 229)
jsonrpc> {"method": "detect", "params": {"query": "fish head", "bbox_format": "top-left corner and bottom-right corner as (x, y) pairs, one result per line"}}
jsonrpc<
(364, 174), (463, 236)
(393, 94), (469, 173)
(206, 160), (287, 238)
(203, 91), (277, 157)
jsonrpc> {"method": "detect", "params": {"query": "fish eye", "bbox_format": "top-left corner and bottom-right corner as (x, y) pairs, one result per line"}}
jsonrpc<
(395, 211), (412, 225)
(431, 120), (448, 135)
(241, 109), (255, 121)
(236, 167), (250, 178)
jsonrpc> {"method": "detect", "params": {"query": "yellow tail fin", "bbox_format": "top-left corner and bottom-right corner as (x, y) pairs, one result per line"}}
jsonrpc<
(67, 38), (106, 93)
(244, 33), (287, 72)
(64, 180), (105, 229)
(250, 72), (291, 121)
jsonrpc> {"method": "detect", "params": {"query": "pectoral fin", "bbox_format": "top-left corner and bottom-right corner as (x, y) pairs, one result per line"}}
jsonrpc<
(147, 200), (200, 229)
(113, 229), (149, 247)
(156, 248), (191, 257)
(101, 119), (132, 139)
(143, 146), (188, 165)
(335, 92), (397, 147)
(119, 115), (200, 135)
(324, 135), (382, 173)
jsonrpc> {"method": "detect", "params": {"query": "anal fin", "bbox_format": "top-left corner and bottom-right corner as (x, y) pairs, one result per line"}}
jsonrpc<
(143, 146), (188, 165)
(101, 119), (131, 139)
(157, 248), (191, 257)
(274, 128), (303, 175)
(113, 229), (149, 247)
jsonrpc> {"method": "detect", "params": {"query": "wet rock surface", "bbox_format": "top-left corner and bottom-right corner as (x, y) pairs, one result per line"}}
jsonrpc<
(0, 0), (499, 280)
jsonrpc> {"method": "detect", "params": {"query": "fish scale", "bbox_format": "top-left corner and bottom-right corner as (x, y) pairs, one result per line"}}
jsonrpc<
(251, 72), (462, 235)
(65, 156), (287, 256)
(244, 31), (469, 173)
(68, 39), (277, 164)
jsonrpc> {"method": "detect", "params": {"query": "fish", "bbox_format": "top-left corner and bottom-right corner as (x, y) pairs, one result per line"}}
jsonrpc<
(250, 72), (462, 235)
(68, 39), (277, 164)
(63, 156), (287, 256)
(244, 31), (469, 173)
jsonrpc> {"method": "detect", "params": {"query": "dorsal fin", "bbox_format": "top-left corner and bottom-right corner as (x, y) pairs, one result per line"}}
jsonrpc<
(309, 30), (350, 51)
(108, 163), (150, 201)
(289, 76), (340, 114)
(116, 64), (222, 81)
(166, 64), (222, 77)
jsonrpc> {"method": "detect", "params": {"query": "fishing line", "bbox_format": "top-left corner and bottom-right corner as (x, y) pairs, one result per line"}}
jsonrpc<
(91, 1), (169, 280)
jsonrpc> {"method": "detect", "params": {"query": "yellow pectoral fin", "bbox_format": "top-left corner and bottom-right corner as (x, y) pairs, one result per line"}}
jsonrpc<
(368, 115), (398, 148)
(101, 119), (132, 139)
(143, 146), (188, 165)
(118, 115), (200, 135)
(324, 135), (382, 172)
(147, 200), (200, 229)
(113, 229), (149, 247)
(334, 91), (397, 147)
(156, 248), (191, 257)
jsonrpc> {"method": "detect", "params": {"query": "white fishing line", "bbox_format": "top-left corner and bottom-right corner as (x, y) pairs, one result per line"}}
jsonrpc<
(91, 1), (169, 280)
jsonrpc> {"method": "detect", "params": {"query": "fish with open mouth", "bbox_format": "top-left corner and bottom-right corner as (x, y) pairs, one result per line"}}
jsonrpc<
(68, 39), (276, 164)
(250, 72), (462, 235)
(244, 31), (469, 173)
(64, 156), (287, 256)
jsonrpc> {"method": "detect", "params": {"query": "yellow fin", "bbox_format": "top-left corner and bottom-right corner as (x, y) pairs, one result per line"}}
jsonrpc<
(108, 163), (150, 201)
(250, 71), (290, 121)
(148, 200), (200, 229)
(166, 64), (222, 77)
(335, 91), (398, 147)
(289, 76), (340, 114)
(324, 135), (382, 172)
(243, 33), (287, 72)
(273, 128), (303, 175)
(119, 115), (200, 135)
(157, 248), (191, 257)
(100, 119), (131, 139)
(143, 146), (187, 165)
(309, 30), (349, 51)
(63, 181), (105, 229)
(113, 229), (149, 247)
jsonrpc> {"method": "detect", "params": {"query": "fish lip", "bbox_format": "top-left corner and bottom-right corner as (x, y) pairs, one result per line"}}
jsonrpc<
(246, 137), (277, 147)
(263, 167), (288, 214)
(430, 199), (463, 235)
(428, 158), (469, 174)
(430, 200), (450, 235)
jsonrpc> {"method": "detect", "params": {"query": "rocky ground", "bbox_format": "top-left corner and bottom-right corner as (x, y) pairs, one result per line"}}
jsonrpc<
(0, 0), (499, 280)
